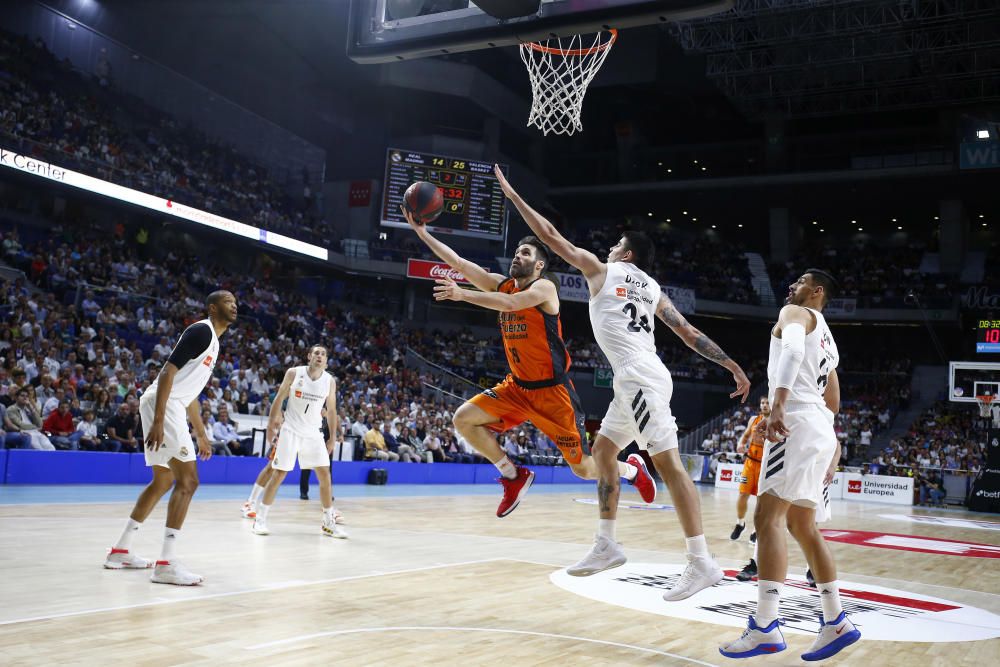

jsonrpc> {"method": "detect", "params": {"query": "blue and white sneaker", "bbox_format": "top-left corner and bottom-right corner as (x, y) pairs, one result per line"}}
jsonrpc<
(719, 616), (786, 659)
(801, 611), (860, 661)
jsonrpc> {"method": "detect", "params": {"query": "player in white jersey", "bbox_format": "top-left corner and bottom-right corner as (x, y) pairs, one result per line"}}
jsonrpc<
(720, 270), (860, 661)
(251, 345), (345, 538)
(495, 167), (751, 601)
(103, 291), (237, 585)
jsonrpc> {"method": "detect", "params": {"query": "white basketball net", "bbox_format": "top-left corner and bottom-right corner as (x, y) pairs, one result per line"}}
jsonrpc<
(978, 394), (996, 420)
(519, 30), (617, 136)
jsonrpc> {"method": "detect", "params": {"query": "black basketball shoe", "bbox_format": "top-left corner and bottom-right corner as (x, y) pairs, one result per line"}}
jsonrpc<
(736, 558), (758, 582)
(730, 522), (746, 541)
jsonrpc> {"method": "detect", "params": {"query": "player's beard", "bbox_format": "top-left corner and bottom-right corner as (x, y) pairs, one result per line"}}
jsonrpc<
(509, 262), (527, 278)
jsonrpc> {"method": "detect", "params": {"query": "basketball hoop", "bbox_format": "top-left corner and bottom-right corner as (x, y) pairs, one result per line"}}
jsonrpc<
(977, 394), (995, 419)
(519, 29), (617, 136)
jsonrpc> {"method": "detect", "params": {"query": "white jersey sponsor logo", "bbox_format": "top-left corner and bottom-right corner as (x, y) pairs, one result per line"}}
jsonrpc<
(146, 319), (219, 406)
(767, 306), (839, 407)
(282, 366), (331, 436)
(589, 263), (660, 369)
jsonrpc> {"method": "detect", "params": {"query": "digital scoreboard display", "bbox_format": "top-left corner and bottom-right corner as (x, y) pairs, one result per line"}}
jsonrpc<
(381, 148), (508, 240)
(978, 318), (1000, 354)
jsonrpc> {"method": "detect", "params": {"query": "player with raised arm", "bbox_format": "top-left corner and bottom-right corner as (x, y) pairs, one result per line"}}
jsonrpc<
(719, 270), (860, 661)
(494, 166), (750, 601)
(103, 291), (237, 585)
(403, 204), (655, 517)
(252, 345), (345, 538)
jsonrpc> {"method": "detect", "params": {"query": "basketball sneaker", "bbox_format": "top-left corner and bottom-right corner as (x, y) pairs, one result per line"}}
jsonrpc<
(719, 616), (786, 658)
(730, 522), (746, 541)
(662, 552), (725, 601)
(806, 568), (816, 587)
(103, 548), (153, 569)
(626, 453), (656, 503)
(749, 531), (757, 545)
(800, 612), (860, 661)
(736, 558), (758, 582)
(334, 508), (345, 525)
(151, 560), (203, 586)
(322, 516), (348, 539)
(567, 534), (627, 577)
(496, 466), (534, 517)
(252, 518), (270, 535)
(241, 501), (257, 519)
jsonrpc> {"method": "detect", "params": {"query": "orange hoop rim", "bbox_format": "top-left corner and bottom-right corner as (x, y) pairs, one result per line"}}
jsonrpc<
(523, 28), (617, 57)
(977, 394), (996, 405)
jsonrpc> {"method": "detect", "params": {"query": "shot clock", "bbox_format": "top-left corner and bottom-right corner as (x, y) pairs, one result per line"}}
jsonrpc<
(977, 318), (1000, 354)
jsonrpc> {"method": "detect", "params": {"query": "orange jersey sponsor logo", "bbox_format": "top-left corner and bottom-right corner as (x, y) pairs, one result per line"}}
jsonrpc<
(616, 287), (627, 298)
(202, 355), (213, 367)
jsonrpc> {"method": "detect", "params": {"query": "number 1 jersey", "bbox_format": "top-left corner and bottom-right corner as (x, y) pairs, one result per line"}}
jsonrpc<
(589, 262), (660, 369)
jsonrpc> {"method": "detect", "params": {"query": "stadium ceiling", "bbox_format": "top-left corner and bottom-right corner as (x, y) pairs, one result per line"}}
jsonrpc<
(670, 0), (1000, 117)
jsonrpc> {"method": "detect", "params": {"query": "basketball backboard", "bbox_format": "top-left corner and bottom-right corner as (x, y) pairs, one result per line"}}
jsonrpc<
(346, 0), (733, 63)
(949, 361), (1000, 404)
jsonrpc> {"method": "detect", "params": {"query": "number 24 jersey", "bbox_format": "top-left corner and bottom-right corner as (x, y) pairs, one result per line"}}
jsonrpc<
(589, 262), (660, 369)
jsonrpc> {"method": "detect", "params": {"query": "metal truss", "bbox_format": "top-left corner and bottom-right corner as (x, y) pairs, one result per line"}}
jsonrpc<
(671, 0), (1000, 117)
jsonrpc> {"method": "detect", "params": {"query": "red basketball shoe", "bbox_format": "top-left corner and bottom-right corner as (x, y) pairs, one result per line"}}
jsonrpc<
(627, 453), (657, 503)
(497, 466), (534, 517)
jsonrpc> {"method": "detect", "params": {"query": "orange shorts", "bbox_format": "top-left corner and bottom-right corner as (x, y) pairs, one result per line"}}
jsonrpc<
(469, 374), (589, 465)
(739, 457), (761, 496)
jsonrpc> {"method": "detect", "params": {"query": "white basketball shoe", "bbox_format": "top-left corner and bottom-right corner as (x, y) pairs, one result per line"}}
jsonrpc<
(567, 534), (627, 576)
(151, 560), (203, 586)
(662, 552), (724, 601)
(103, 548), (153, 569)
(240, 501), (257, 519)
(322, 516), (348, 539)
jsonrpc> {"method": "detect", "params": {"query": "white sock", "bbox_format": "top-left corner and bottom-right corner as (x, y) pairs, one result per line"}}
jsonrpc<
(817, 580), (843, 623)
(160, 527), (179, 563)
(620, 462), (638, 481)
(756, 579), (783, 626)
(115, 518), (141, 550)
(257, 503), (271, 521)
(249, 484), (265, 504)
(324, 506), (336, 521)
(753, 540), (758, 561)
(736, 519), (745, 527)
(597, 519), (616, 541)
(685, 534), (709, 557)
(494, 455), (517, 480)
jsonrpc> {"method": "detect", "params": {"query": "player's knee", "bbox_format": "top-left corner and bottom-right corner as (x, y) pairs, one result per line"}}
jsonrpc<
(174, 474), (199, 495)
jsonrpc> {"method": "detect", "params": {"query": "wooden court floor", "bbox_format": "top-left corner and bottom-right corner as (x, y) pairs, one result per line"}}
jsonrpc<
(0, 483), (997, 666)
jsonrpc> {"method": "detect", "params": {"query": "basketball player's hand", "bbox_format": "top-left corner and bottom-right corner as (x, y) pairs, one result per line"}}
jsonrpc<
(196, 433), (212, 461)
(753, 420), (767, 441)
(823, 461), (837, 486)
(736, 440), (747, 455)
(145, 421), (165, 451)
(765, 406), (789, 442)
(400, 204), (425, 230)
(326, 440), (335, 456)
(729, 366), (751, 403)
(433, 278), (464, 302)
(494, 164), (515, 198)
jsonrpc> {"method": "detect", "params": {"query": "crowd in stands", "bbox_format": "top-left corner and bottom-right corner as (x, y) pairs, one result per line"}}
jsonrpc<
(0, 31), (326, 244)
(770, 238), (955, 307)
(0, 220), (563, 464)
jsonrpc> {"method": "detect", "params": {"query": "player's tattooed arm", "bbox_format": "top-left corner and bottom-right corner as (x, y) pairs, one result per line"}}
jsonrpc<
(655, 293), (751, 403)
(692, 333), (730, 363)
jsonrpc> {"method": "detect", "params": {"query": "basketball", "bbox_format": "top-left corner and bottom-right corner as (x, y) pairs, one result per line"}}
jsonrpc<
(403, 181), (444, 225)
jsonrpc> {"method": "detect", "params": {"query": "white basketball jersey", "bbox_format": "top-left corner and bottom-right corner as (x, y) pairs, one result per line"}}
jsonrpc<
(282, 366), (332, 436)
(589, 262), (660, 369)
(147, 319), (219, 406)
(767, 307), (839, 407)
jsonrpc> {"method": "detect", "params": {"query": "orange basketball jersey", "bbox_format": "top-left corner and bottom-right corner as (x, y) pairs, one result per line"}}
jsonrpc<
(496, 277), (571, 387)
(744, 414), (765, 462)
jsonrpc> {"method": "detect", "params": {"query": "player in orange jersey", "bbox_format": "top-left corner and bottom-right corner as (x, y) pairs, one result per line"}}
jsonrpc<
(404, 206), (655, 517)
(731, 397), (770, 544)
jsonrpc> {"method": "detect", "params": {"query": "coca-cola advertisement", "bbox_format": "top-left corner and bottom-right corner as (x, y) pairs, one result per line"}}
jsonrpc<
(406, 258), (485, 285)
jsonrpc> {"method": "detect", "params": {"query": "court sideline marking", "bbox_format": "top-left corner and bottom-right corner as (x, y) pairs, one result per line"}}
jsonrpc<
(245, 625), (721, 666)
(0, 558), (505, 627)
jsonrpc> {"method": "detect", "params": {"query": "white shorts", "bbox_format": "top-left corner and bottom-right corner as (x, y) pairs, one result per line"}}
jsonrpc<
(597, 358), (678, 456)
(271, 426), (329, 471)
(815, 482), (833, 523)
(140, 392), (196, 468)
(758, 403), (837, 509)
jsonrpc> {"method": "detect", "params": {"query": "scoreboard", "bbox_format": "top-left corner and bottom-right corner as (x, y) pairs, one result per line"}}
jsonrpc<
(381, 149), (508, 240)
(978, 318), (1000, 354)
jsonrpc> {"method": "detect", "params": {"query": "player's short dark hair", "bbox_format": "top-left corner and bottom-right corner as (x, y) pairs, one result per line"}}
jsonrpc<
(206, 290), (231, 310)
(308, 344), (328, 356)
(516, 235), (551, 273)
(621, 230), (655, 271)
(804, 268), (839, 305)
